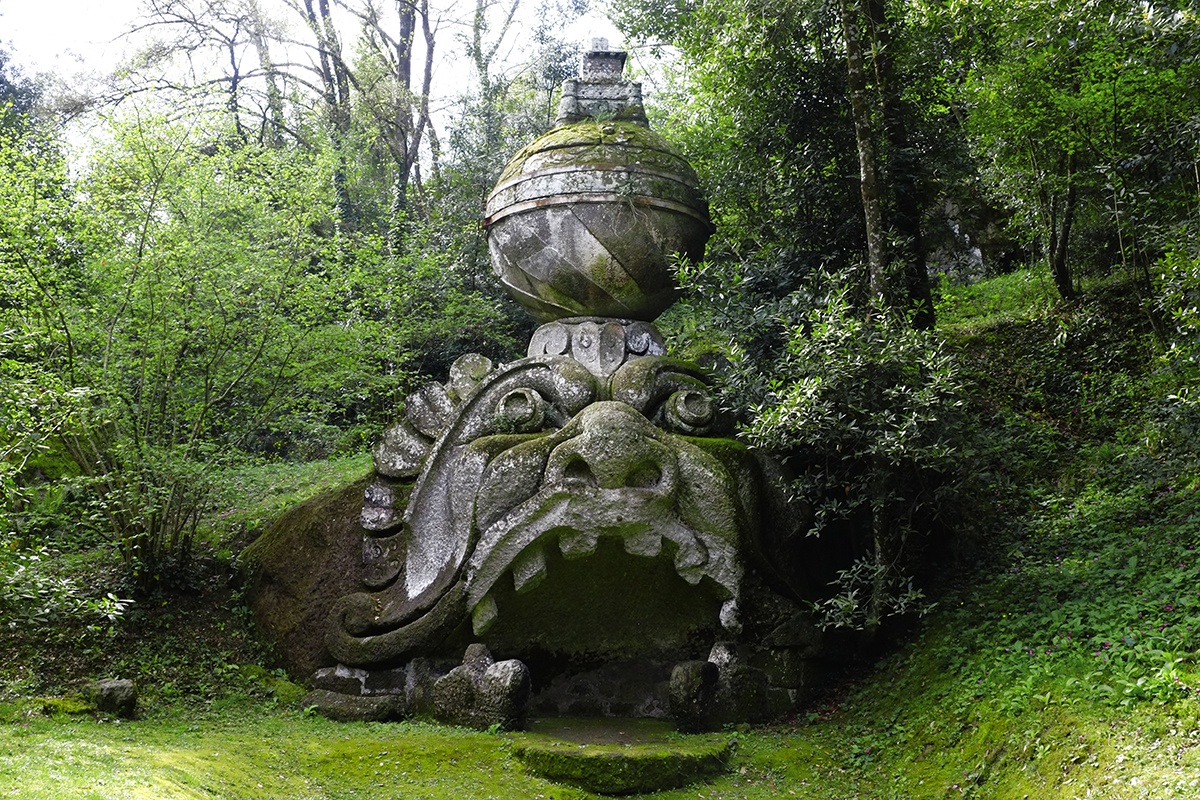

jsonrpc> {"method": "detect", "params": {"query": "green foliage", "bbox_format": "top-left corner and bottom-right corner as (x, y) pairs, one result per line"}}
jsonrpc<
(0, 46), (39, 131)
(934, 267), (1060, 329)
(1, 101), (521, 590)
(1155, 244), (1200, 447)
(743, 289), (970, 629)
(0, 539), (130, 630)
(957, 0), (1200, 294)
(615, 0), (863, 269)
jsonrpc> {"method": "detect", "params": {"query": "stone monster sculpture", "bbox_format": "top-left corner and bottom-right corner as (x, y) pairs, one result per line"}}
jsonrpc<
(311, 42), (825, 731)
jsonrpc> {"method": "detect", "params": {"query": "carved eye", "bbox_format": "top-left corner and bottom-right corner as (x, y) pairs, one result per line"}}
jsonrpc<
(663, 388), (715, 435)
(495, 388), (546, 433)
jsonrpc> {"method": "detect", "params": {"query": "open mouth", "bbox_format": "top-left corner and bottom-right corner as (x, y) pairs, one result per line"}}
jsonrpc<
(466, 485), (741, 643)
(463, 401), (745, 652)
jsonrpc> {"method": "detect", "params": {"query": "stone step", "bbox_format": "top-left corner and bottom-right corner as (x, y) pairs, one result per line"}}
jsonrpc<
(509, 716), (733, 795)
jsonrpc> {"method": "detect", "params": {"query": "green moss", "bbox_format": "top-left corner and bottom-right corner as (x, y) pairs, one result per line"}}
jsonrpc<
(240, 473), (381, 677)
(39, 696), (95, 717)
(497, 121), (694, 186)
(510, 718), (732, 794)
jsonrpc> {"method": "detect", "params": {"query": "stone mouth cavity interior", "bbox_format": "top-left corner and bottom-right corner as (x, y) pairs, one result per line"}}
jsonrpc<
(465, 486), (736, 637)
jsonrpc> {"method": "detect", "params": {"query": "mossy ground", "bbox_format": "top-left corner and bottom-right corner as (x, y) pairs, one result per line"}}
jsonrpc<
(4, 695), (1197, 799)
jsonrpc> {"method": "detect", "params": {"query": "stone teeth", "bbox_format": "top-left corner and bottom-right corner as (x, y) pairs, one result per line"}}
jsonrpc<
(623, 529), (662, 558)
(674, 540), (709, 585)
(674, 540), (708, 570)
(559, 530), (599, 559)
(472, 595), (498, 635)
(720, 600), (742, 634)
(512, 547), (548, 594)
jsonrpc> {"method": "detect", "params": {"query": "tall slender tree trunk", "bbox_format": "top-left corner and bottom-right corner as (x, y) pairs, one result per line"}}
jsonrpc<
(249, 22), (286, 147)
(1049, 189), (1078, 300)
(863, 0), (936, 328)
(1046, 154), (1077, 300)
(839, 0), (889, 308)
(302, 0), (354, 229)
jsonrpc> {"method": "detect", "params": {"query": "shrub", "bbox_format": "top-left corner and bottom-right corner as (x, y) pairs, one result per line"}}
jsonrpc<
(744, 290), (971, 631)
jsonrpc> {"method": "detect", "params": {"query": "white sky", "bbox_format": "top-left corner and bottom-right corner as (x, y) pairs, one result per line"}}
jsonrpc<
(1, 0), (138, 74)
(0, 0), (635, 174)
(0, 0), (625, 80)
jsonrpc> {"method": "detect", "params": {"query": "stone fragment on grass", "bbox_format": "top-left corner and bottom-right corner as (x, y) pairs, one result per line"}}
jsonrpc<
(302, 688), (406, 722)
(431, 644), (530, 730)
(85, 678), (137, 718)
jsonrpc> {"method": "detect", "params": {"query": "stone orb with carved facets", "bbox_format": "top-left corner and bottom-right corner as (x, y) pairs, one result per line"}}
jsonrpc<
(484, 119), (712, 323)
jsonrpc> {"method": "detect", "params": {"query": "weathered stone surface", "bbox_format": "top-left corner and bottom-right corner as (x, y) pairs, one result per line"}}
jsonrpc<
(84, 678), (137, 718)
(668, 661), (719, 734)
(404, 657), (448, 717)
(668, 646), (779, 731)
(531, 660), (672, 718)
(430, 645), (530, 730)
(405, 383), (455, 438)
(510, 717), (733, 795)
(241, 476), (372, 677)
(476, 660), (531, 730)
(361, 478), (407, 531)
(361, 531), (404, 589)
(372, 421), (431, 479)
(486, 146), (710, 321)
(553, 44), (645, 125)
(466, 398), (745, 622)
(312, 664), (369, 695)
(528, 318), (667, 378)
(447, 353), (494, 404)
(484, 46), (711, 324)
(253, 43), (846, 734)
(302, 689), (406, 722)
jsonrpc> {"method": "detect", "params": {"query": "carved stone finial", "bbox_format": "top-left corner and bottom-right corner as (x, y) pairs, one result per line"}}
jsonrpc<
(581, 42), (626, 83)
(485, 37), (710, 323)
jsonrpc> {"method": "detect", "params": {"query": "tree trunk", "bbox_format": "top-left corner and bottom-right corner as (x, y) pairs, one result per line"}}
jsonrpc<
(1047, 155), (1077, 300)
(249, 21), (286, 147)
(838, 0), (889, 308)
(867, 470), (890, 635)
(1050, 184), (1078, 300)
(863, 0), (935, 328)
(301, 0), (355, 229)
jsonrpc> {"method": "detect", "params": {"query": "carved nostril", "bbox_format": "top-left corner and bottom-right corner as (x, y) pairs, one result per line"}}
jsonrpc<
(561, 456), (597, 486)
(625, 462), (662, 489)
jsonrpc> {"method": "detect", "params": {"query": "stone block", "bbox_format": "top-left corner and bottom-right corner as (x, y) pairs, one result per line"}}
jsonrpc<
(84, 678), (137, 719)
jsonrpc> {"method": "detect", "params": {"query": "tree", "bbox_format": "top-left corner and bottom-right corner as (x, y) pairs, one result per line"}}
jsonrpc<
(615, 0), (953, 324)
(837, 0), (889, 307)
(745, 287), (968, 631)
(117, 0), (290, 144)
(348, 0), (439, 251)
(960, 0), (1200, 298)
(0, 46), (40, 130)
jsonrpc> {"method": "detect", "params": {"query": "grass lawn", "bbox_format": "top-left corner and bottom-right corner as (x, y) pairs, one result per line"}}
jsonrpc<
(3, 687), (1200, 799)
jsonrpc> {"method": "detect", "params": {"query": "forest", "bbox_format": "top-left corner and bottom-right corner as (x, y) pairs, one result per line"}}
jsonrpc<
(2, 0), (1199, 797)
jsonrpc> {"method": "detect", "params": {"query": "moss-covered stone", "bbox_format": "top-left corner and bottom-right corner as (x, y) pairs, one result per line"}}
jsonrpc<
(510, 717), (733, 794)
(495, 121), (694, 187)
(301, 688), (407, 722)
(240, 473), (378, 679)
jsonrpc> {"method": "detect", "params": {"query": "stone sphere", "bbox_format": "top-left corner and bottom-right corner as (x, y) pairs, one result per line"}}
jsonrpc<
(484, 120), (712, 322)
